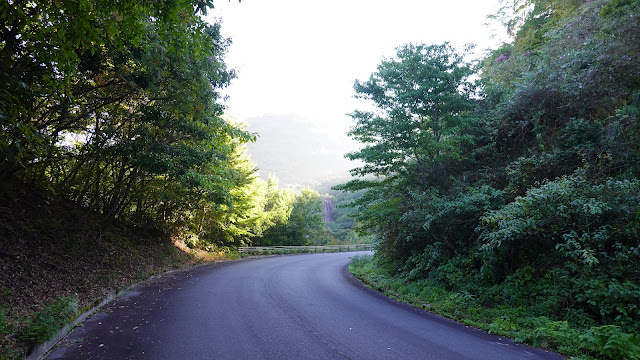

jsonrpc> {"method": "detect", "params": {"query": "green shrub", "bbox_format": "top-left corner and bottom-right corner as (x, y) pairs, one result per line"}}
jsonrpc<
(488, 316), (519, 336)
(480, 172), (640, 331)
(521, 318), (579, 349)
(574, 278), (640, 332)
(580, 325), (640, 360)
(0, 308), (12, 341)
(18, 296), (78, 344)
(481, 171), (640, 271)
(401, 185), (505, 279)
(184, 233), (200, 249)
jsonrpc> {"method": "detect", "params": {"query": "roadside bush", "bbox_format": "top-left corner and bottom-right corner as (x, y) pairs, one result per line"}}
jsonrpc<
(0, 308), (9, 335)
(17, 296), (78, 345)
(401, 185), (504, 280)
(580, 325), (640, 360)
(521, 318), (579, 349)
(480, 171), (640, 332)
(481, 171), (640, 273)
(574, 277), (640, 332)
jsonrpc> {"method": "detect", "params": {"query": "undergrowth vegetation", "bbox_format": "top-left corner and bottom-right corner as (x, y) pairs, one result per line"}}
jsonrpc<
(350, 255), (640, 360)
(14, 296), (78, 345)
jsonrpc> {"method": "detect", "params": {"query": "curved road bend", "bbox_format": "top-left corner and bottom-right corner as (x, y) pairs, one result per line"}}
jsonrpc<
(47, 252), (564, 360)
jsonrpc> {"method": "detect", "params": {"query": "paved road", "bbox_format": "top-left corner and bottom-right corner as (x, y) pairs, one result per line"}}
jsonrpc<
(47, 252), (563, 360)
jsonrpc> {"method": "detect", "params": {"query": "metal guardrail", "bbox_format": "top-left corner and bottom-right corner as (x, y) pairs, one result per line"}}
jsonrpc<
(238, 244), (373, 254)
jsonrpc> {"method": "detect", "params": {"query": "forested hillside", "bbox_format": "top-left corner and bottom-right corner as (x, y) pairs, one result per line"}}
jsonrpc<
(340, 0), (640, 358)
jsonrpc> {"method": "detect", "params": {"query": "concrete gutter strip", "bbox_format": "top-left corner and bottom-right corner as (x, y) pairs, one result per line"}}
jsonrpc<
(24, 286), (131, 360)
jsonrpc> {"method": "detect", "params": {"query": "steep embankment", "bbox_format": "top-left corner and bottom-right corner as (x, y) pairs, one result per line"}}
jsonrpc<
(0, 179), (221, 359)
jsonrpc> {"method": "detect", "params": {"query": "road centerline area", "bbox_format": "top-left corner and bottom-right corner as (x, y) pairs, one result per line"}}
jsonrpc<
(263, 257), (365, 360)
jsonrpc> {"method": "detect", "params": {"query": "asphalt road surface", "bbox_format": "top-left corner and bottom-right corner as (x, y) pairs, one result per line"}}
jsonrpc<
(47, 252), (564, 360)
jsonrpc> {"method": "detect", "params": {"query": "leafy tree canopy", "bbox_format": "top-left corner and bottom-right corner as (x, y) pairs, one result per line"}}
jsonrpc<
(343, 42), (476, 187)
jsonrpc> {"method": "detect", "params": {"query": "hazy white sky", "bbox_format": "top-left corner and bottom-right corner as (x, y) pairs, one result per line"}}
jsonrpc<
(206, 0), (506, 183)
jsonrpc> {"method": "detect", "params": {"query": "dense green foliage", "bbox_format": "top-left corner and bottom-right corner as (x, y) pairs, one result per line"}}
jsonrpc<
(16, 296), (78, 344)
(0, 0), (259, 241)
(1, 295), (78, 359)
(339, 0), (640, 358)
(0, 0), (355, 251)
(259, 187), (333, 246)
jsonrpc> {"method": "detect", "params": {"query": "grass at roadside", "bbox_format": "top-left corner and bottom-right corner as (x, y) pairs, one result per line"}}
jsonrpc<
(349, 255), (640, 360)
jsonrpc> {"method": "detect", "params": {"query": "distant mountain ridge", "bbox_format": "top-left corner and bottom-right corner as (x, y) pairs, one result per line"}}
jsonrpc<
(245, 114), (357, 187)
